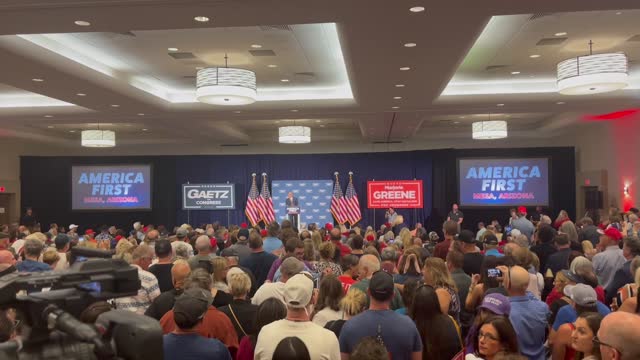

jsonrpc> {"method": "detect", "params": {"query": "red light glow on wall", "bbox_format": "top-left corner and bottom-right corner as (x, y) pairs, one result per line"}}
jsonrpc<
(583, 109), (640, 122)
(0, 187), (5, 192)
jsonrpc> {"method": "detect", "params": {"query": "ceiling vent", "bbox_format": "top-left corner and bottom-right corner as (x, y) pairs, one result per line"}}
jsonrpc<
(249, 49), (276, 57)
(260, 25), (293, 31)
(294, 72), (316, 80)
(536, 37), (567, 46)
(529, 13), (554, 21)
(168, 52), (197, 60)
(220, 143), (249, 147)
(372, 140), (402, 144)
(485, 65), (508, 72)
(627, 34), (640, 42)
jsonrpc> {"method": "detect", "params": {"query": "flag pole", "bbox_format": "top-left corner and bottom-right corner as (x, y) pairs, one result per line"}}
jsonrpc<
(414, 177), (417, 227)
(372, 178), (375, 231)
(227, 180), (231, 228)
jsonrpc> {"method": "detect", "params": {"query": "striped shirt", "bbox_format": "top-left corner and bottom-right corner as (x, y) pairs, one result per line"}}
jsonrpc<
(115, 264), (160, 315)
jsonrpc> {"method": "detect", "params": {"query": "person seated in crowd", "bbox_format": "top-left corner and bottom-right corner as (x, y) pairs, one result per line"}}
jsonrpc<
(218, 270), (258, 342)
(160, 269), (239, 354)
(162, 287), (232, 360)
(351, 254), (404, 310)
(466, 316), (520, 360)
(254, 273), (340, 360)
(311, 274), (344, 327)
(115, 244), (161, 314)
(252, 257), (304, 305)
(148, 239), (175, 293)
(410, 284), (462, 360)
(16, 237), (50, 272)
(339, 271), (422, 360)
(236, 298), (287, 360)
(145, 260), (191, 320)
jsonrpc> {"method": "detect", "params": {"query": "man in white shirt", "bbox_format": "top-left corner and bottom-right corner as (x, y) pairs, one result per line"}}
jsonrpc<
(170, 228), (194, 258)
(252, 257), (304, 305)
(255, 272), (340, 360)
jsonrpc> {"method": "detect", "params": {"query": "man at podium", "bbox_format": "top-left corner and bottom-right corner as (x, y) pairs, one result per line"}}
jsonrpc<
(286, 192), (300, 229)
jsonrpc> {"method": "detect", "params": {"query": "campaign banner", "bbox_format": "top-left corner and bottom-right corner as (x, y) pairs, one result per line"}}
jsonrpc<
(458, 158), (550, 207)
(71, 165), (152, 210)
(367, 180), (424, 209)
(272, 180), (333, 227)
(182, 184), (236, 210)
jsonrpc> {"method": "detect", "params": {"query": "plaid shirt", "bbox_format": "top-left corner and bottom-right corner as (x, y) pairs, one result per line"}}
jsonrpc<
(115, 265), (160, 315)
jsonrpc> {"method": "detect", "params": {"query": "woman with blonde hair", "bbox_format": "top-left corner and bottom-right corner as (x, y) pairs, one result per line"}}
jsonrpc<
(310, 231), (323, 253)
(423, 257), (460, 323)
(211, 257), (230, 292)
(324, 289), (367, 338)
(559, 221), (580, 250)
(398, 227), (413, 251)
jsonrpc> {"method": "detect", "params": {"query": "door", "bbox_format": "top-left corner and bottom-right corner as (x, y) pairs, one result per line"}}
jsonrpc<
(0, 193), (13, 225)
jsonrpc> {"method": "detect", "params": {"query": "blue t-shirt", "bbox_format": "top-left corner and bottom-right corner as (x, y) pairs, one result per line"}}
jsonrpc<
(339, 310), (422, 360)
(163, 333), (230, 360)
(552, 302), (611, 331)
(262, 237), (282, 254)
(16, 259), (51, 272)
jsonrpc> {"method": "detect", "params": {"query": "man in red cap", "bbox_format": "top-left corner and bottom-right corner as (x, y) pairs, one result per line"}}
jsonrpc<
(510, 206), (535, 244)
(592, 227), (625, 289)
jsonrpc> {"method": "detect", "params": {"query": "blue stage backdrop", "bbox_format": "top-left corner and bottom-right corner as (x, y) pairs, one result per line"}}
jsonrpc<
(272, 180), (333, 227)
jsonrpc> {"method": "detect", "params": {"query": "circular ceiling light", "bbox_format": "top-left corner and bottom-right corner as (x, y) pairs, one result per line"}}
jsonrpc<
(194, 16), (210, 22)
(472, 121), (507, 140)
(196, 67), (257, 105)
(409, 6), (425, 13)
(279, 126), (311, 144)
(557, 52), (628, 95)
(81, 130), (115, 147)
(74, 20), (91, 26)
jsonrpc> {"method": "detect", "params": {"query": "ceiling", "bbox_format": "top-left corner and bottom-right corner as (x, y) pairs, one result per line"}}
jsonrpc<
(0, 0), (639, 151)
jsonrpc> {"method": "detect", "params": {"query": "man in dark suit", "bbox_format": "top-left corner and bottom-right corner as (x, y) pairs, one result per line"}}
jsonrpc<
(285, 192), (299, 229)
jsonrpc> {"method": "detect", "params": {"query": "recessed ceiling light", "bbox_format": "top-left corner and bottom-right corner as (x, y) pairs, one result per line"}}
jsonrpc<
(556, 101), (565, 105)
(77, 93), (86, 96)
(404, 43), (417, 48)
(32, 78), (44, 82)
(529, 54), (541, 58)
(111, 104), (120, 107)
(497, 103), (505, 106)
(251, 44), (262, 49)
(511, 71), (521, 75)
(69, 130), (76, 133)
(454, 121), (460, 124)
(137, 113), (145, 116)
(168, 47), (179, 52)
(74, 20), (91, 26)
(47, 125), (54, 128)
(555, 32), (567, 36)
(616, 11), (622, 15)
(142, 128), (148, 132)
(315, 120), (322, 123)
(234, 111), (242, 114)
(392, 106), (400, 109)
(393, 96), (402, 100)
(290, 109), (299, 112)
(267, 64), (278, 68)
(395, 84), (405, 87)
(281, 79), (290, 82)
(44, 115), (53, 118)
(319, 124), (325, 128)
(194, 16), (210, 22)
(409, 6), (425, 13)
(399, 67), (411, 71)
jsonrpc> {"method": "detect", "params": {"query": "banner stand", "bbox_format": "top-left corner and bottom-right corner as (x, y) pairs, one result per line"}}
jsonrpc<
(413, 177), (418, 226)
(226, 181), (231, 227)
(186, 181), (191, 225)
(372, 179), (375, 231)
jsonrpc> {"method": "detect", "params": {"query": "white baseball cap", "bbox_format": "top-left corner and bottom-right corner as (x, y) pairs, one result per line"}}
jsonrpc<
(69, 224), (78, 230)
(284, 272), (314, 308)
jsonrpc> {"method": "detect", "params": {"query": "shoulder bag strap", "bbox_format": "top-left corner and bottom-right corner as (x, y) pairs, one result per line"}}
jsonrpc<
(227, 304), (248, 337)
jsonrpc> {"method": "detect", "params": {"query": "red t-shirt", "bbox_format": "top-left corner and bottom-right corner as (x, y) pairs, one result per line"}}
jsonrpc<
(338, 274), (356, 294)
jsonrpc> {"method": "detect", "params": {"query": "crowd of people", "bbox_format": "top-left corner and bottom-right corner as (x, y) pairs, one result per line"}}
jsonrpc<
(1, 203), (640, 360)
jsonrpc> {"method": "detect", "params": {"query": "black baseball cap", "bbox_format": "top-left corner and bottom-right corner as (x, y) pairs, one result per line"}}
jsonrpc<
(484, 233), (499, 245)
(238, 228), (250, 241)
(455, 230), (475, 244)
(54, 234), (70, 248)
(369, 270), (394, 301)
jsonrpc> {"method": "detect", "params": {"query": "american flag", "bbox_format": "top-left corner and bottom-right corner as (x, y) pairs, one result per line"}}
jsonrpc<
(245, 173), (262, 226)
(331, 172), (347, 224)
(344, 172), (361, 224)
(258, 173), (276, 223)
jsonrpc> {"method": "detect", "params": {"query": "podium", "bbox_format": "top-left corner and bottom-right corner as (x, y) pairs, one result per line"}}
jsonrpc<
(287, 206), (300, 230)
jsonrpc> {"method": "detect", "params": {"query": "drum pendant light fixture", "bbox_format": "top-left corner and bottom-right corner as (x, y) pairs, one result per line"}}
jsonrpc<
(196, 54), (257, 105)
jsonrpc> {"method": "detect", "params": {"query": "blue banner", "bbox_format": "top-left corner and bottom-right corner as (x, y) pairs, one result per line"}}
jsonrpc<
(71, 165), (152, 210)
(272, 180), (333, 227)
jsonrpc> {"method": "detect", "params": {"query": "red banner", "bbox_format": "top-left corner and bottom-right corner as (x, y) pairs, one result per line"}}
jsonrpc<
(367, 180), (423, 209)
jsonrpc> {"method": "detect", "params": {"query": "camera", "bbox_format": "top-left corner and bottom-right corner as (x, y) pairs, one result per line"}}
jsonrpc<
(0, 248), (163, 360)
(487, 268), (502, 278)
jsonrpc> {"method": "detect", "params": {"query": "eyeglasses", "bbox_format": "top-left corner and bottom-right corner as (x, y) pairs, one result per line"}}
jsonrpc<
(592, 336), (621, 354)
(478, 331), (499, 342)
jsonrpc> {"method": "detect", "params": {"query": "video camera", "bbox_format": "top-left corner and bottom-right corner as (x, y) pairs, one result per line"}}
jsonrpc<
(0, 247), (163, 360)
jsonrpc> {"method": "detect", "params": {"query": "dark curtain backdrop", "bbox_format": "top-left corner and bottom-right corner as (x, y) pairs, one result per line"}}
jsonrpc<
(20, 147), (574, 233)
